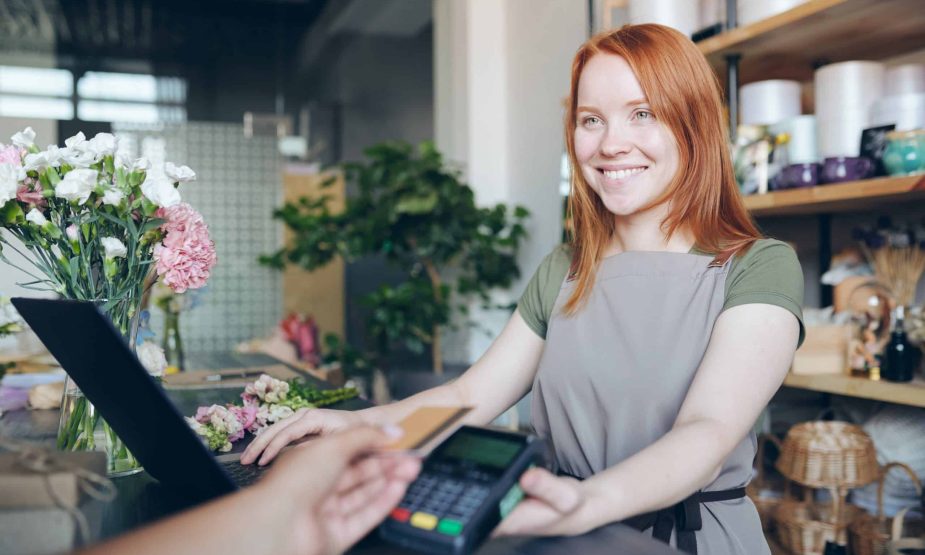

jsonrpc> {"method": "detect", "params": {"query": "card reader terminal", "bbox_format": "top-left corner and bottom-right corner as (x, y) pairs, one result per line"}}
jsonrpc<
(379, 425), (547, 554)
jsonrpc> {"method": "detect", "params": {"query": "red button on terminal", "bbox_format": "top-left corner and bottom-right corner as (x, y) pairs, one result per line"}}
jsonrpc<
(390, 508), (411, 522)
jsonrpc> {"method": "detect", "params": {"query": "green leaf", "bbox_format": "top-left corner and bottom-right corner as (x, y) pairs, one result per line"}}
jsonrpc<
(0, 202), (24, 225)
(139, 218), (166, 234)
(394, 191), (438, 215)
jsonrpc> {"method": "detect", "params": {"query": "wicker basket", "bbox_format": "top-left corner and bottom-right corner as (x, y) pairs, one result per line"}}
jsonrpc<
(748, 433), (787, 533)
(776, 421), (880, 489)
(774, 490), (867, 555)
(885, 508), (925, 555)
(849, 462), (924, 555)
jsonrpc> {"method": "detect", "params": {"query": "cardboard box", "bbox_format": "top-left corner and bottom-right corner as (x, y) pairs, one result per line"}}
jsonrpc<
(791, 324), (852, 375)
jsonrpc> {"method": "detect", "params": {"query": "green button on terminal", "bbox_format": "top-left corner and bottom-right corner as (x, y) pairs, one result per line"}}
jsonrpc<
(437, 518), (464, 536)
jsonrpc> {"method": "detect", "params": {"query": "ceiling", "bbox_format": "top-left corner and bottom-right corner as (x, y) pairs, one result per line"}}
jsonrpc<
(0, 0), (329, 67)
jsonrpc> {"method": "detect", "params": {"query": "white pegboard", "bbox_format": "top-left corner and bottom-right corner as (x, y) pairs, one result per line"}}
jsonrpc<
(115, 122), (283, 355)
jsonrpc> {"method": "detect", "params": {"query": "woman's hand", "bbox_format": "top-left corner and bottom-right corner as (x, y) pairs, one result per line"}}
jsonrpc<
(258, 425), (421, 555)
(492, 468), (598, 538)
(241, 408), (364, 466)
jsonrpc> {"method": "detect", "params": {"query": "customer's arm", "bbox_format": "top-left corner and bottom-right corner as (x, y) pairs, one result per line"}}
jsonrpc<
(494, 303), (799, 536)
(79, 426), (420, 555)
(244, 309), (545, 465)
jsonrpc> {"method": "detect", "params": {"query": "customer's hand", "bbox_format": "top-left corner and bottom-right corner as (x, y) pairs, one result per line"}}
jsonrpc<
(241, 408), (364, 466)
(258, 425), (421, 555)
(492, 468), (595, 538)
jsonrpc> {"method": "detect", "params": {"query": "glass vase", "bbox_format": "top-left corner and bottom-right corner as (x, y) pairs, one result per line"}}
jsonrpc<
(162, 310), (186, 373)
(56, 297), (143, 477)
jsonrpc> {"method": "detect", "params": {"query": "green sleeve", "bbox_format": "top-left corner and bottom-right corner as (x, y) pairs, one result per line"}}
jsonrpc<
(517, 245), (572, 339)
(724, 239), (806, 347)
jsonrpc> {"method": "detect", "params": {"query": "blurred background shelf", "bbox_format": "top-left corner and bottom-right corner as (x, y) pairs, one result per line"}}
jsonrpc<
(783, 372), (925, 407)
(699, 0), (925, 83)
(743, 175), (925, 217)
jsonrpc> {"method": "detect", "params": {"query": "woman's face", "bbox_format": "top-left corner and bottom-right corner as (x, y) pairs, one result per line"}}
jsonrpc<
(573, 53), (680, 218)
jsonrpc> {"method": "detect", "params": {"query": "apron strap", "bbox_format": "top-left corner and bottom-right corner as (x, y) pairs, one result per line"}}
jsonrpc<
(557, 471), (745, 555)
(624, 487), (747, 555)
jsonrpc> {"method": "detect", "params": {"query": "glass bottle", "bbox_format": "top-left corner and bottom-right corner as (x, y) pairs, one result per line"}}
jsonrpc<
(884, 305), (917, 382)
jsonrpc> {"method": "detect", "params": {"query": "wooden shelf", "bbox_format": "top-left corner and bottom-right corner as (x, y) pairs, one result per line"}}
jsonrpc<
(782, 372), (925, 407)
(698, 0), (925, 84)
(743, 175), (925, 217)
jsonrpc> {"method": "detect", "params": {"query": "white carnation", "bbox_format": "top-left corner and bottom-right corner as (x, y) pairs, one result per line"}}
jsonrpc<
(137, 341), (168, 377)
(0, 163), (19, 205)
(101, 187), (125, 206)
(141, 175), (181, 207)
(11, 127), (35, 148)
(55, 169), (98, 205)
(101, 236), (127, 259)
(87, 133), (117, 158)
(132, 157), (151, 172)
(64, 132), (87, 150)
(24, 145), (64, 171)
(165, 162), (196, 183)
(25, 208), (47, 226)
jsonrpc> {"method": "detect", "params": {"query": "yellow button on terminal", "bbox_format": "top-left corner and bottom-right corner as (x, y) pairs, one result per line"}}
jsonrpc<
(410, 512), (439, 530)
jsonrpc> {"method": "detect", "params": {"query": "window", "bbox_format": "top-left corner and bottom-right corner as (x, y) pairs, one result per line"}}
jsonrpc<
(77, 71), (186, 123)
(0, 66), (74, 119)
(0, 65), (186, 123)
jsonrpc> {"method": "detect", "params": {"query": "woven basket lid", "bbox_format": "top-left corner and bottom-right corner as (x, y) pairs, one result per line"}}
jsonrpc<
(775, 421), (879, 488)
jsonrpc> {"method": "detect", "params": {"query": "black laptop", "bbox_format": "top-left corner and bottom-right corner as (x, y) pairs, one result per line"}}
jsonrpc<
(12, 297), (269, 505)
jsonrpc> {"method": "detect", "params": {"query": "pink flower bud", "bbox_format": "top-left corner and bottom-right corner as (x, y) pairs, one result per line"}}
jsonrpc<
(66, 224), (79, 241)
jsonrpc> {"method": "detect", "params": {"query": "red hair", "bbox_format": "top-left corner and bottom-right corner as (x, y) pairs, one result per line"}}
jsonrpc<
(563, 24), (760, 314)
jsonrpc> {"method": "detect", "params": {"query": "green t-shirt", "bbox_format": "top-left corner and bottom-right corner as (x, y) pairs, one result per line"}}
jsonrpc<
(517, 238), (805, 346)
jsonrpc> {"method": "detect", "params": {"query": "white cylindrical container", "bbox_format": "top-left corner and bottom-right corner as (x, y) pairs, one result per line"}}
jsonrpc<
(815, 61), (885, 121)
(870, 93), (925, 131)
(700, 0), (726, 29)
(769, 115), (817, 164)
(740, 80), (802, 126)
(886, 64), (925, 96)
(737, 0), (806, 26)
(817, 108), (869, 158)
(629, 0), (699, 37)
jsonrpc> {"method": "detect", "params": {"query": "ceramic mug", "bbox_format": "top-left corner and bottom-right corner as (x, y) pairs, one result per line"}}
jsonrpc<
(883, 129), (925, 176)
(774, 162), (820, 189)
(821, 156), (874, 184)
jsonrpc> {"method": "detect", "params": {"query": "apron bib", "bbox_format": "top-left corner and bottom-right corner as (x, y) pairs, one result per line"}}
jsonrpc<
(531, 251), (767, 555)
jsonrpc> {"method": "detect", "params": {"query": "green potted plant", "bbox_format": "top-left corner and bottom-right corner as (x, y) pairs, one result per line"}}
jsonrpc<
(261, 141), (528, 383)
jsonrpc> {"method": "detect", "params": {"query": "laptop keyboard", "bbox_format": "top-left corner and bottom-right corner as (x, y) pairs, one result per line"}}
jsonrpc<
(223, 461), (271, 486)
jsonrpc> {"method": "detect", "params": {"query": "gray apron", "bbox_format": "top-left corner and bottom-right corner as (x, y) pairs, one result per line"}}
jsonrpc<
(531, 251), (768, 555)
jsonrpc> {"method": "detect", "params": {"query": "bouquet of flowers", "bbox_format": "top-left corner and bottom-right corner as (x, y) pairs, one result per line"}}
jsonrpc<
(187, 374), (357, 452)
(0, 127), (216, 474)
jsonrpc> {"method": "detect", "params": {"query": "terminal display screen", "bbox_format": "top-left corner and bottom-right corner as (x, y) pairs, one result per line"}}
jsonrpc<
(435, 429), (525, 469)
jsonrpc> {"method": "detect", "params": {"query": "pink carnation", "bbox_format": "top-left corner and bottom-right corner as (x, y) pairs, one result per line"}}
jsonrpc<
(17, 182), (45, 208)
(229, 405), (258, 441)
(153, 203), (216, 293)
(0, 145), (23, 166)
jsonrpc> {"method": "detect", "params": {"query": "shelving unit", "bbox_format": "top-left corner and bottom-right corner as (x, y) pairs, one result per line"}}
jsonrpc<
(699, 0), (925, 84)
(700, 2), (925, 408)
(783, 373), (925, 408)
(743, 175), (925, 217)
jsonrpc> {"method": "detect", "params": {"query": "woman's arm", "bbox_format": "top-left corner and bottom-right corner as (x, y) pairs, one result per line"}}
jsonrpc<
(357, 309), (546, 425)
(495, 303), (799, 536)
(243, 310), (545, 465)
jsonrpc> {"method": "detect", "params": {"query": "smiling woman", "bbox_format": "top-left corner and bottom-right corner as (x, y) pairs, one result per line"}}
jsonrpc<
(241, 23), (804, 555)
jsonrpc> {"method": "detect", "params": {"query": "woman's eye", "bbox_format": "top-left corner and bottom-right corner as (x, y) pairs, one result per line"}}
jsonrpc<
(581, 116), (602, 128)
(634, 110), (654, 121)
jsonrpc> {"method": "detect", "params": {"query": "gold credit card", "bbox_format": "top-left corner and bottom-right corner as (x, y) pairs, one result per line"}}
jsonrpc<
(383, 406), (472, 455)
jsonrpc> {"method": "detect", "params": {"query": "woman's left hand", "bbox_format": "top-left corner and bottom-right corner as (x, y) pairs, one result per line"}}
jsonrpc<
(492, 468), (596, 537)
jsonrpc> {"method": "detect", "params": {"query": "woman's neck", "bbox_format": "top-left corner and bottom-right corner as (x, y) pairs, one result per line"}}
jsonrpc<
(606, 206), (694, 256)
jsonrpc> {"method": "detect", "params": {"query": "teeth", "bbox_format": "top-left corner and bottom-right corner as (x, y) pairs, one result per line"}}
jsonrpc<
(602, 167), (645, 180)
